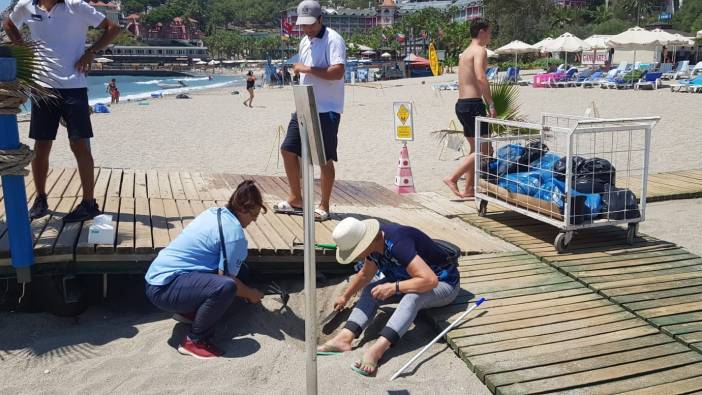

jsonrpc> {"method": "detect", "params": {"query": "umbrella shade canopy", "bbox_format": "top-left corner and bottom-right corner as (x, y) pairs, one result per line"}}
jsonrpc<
(94, 57), (113, 63)
(361, 50), (376, 56)
(698, 30), (702, 39)
(584, 35), (611, 50)
(543, 32), (589, 52)
(196, 61), (207, 65)
(349, 43), (373, 51)
(403, 53), (430, 65)
(532, 37), (553, 51)
(208, 60), (221, 65)
(496, 40), (539, 55)
(649, 28), (680, 45)
(669, 33), (695, 46)
(486, 48), (498, 58)
(606, 26), (662, 50)
(380, 52), (392, 58)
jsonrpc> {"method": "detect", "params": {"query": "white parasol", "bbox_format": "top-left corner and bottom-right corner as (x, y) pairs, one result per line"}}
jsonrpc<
(495, 40), (539, 69)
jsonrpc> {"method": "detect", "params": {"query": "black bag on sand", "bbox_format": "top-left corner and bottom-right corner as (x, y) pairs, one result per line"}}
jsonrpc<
(601, 185), (640, 220)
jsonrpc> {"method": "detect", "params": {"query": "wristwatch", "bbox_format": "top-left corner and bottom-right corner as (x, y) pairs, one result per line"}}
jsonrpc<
(395, 280), (400, 295)
(488, 102), (496, 110)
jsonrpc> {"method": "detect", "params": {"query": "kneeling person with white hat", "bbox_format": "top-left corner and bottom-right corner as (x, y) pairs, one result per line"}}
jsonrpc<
(319, 217), (461, 377)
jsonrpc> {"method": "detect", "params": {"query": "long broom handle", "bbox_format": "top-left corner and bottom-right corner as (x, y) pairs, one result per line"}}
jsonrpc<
(389, 297), (486, 381)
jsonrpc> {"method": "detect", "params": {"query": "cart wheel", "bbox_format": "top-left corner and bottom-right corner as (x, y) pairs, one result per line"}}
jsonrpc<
(476, 199), (488, 217)
(555, 232), (572, 253)
(627, 223), (639, 245)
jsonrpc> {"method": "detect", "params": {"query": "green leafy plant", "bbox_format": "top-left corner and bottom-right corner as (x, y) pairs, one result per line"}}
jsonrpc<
(432, 79), (525, 145)
(1, 42), (56, 100)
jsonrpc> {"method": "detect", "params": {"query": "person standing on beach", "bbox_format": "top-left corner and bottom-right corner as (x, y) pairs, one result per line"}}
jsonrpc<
(107, 78), (119, 104)
(274, 0), (345, 221)
(443, 18), (495, 199)
(243, 70), (255, 107)
(3, 0), (120, 222)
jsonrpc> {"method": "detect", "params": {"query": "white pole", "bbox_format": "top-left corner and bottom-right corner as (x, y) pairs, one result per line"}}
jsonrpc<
(299, 114), (318, 395)
(389, 297), (485, 381)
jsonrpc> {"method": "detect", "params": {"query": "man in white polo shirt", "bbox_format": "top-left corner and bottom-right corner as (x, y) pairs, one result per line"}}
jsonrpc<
(3, 0), (120, 222)
(274, 0), (345, 222)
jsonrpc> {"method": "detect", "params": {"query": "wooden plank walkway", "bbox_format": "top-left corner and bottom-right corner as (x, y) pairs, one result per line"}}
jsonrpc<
(452, 206), (702, 357)
(424, 252), (702, 394)
(0, 168), (503, 274)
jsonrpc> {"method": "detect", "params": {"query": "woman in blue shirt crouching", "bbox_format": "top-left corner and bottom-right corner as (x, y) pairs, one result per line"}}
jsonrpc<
(145, 180), (266, 359)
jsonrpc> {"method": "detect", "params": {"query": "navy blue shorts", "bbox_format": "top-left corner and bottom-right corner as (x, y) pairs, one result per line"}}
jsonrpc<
(30, 88), (93, 141)
(455, 98), (488, 138)
(281, 112), (340, 162)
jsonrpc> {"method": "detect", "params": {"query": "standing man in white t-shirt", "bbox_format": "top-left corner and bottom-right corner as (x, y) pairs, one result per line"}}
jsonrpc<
(274, 0), (345, 222)
(3, 0), (120, 222)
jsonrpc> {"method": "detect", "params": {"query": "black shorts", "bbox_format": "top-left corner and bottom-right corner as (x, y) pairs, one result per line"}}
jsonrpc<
(30, 88), (93, 141)
(281, 112), (341, 162)
(455, 98), (488, 138)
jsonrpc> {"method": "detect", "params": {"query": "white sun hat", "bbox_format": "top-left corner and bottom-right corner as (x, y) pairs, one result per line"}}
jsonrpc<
(333, 217), (380, 264)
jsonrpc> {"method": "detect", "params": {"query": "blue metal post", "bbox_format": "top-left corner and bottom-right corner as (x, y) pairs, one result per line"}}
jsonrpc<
(0, 55), (34, 282)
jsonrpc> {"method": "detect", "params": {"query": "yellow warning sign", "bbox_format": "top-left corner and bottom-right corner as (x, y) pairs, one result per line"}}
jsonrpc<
(429, 42), (439, 77)
(393, 101), (414, 141)
(397, 104), (410, 125)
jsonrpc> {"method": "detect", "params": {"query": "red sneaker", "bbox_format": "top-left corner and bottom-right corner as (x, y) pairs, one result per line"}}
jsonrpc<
(177, 338), (224, 359)
(172, 312), (196, 324)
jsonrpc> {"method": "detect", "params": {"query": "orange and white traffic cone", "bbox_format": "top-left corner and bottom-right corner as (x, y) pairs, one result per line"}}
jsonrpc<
(395, 143), (416, 194)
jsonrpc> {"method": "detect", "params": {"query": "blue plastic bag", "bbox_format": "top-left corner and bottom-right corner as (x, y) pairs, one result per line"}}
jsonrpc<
(498, 171), (543, 196)
(93, 103), (110, 113)
(530, 152), (562, 172)
(538, 178), (603, 219)
(490, 144), (525, 172)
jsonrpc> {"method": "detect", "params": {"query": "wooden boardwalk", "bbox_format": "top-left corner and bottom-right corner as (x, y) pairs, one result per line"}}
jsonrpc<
(458, 208), (702, 352)
(0, 168), (500, 275)
(424, 252), (702, 395)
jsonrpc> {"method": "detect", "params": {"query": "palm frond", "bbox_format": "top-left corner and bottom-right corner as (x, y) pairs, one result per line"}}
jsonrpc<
(432, 79), (526, 143)
(1, 42), (58, 101)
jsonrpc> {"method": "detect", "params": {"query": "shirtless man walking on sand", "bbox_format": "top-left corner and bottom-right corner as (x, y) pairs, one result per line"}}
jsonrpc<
(443, 18), (496, 199)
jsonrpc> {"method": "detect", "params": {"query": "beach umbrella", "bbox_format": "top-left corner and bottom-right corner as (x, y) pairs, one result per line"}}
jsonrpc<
(606, 27), (663, 70)
(543, 32), (589, 66)
(208, 60), (220, 66)
(584, 35), (611, 66)
(361, 50), (376, 56)
(403, 53), (430, 65)
(486, 48), (498, 58)
(532, 37), (553, 52)
(698, 30), (702, 39)
(380, 52), (392, 59)
(495, 40), (538, 69)
(196, 61), (207, 65)
(94, 57), (113, 63)
(349, 43), (373, 52)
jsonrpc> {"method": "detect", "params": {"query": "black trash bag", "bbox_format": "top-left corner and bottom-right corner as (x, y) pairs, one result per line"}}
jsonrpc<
(576, 157), (616, 188)
(558, 195), (588, 225)
(601, 185), (640, 220)
(554, 155), (586, 181)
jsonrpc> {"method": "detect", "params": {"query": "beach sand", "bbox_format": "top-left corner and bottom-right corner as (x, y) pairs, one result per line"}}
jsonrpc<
(7, 74), (702, 393)
(17, 74), (702, 195)
(0, 276), (490, 394)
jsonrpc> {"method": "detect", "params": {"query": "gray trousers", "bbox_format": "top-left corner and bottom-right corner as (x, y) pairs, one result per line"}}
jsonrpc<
(345, 277), (459, 344)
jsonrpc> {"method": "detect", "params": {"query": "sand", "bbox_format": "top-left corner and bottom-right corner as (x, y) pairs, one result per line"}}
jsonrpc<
(6, 73), (702, 393)
(16, 74), (702, 194)
(0, 276), (490, 394)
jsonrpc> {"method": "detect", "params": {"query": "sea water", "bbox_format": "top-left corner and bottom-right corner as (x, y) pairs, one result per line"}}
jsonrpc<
(86, 74), (243, 105)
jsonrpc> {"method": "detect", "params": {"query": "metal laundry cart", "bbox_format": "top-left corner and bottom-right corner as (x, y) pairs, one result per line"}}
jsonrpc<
(473, 113), (659, 253)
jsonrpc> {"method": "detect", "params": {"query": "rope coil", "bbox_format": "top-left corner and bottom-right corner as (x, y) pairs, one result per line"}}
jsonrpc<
(0, 81), (28, 115)
(0, 80), (33, 175)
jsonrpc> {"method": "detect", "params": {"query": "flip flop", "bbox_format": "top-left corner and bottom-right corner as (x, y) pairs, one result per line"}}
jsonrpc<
(314, 208), (330, 222)
(273, 201), (303, 216)
(351, 358), (378, 377)
(316, 344), (344, 356)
